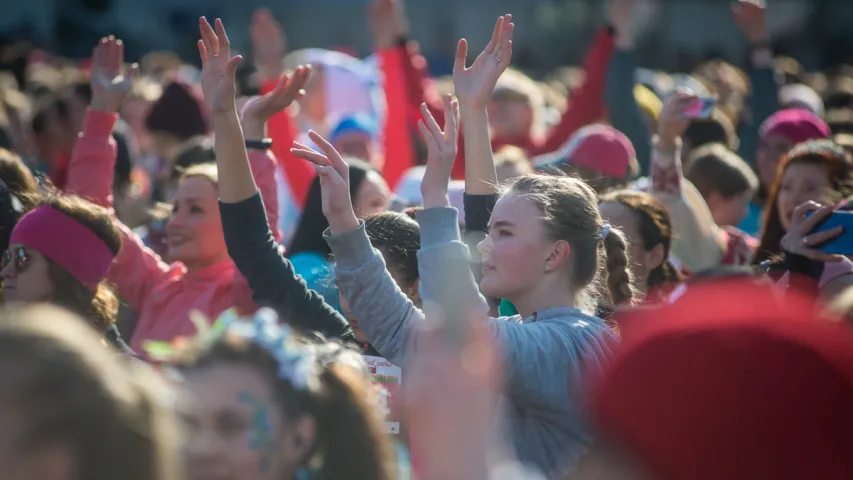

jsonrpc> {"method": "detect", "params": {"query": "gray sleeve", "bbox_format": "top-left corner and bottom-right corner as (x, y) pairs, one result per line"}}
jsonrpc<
(415, 207), (491, 317)
(324, 222), (424, 367)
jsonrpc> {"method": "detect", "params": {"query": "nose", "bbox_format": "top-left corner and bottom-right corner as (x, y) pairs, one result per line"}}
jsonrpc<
(165, 210), (186, 230)
(477, 236), (493, 258)
(1, 260), (15, 281)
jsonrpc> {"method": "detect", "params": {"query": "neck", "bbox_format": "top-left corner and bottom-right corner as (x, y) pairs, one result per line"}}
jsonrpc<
(510, 283), (577, 319)
(180, 252), (231, 272)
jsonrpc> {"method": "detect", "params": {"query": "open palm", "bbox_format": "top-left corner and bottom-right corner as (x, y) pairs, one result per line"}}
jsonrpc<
(90, 36), (138, 113)
(453, 14), (514, 108)
(198, 17), (242, 115)
(242, 65), (312, 122)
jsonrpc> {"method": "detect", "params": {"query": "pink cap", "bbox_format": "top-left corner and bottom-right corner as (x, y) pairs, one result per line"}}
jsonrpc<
(534, 124), (636, 179)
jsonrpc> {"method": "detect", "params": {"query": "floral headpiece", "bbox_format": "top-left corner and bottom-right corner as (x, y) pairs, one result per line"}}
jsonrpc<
(144, 308), (316, 390)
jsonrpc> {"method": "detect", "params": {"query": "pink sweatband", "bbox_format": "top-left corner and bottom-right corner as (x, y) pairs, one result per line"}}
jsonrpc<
(10, 206), (115, 290)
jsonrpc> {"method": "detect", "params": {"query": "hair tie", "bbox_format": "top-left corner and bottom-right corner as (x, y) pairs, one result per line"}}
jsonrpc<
(601, 223), (611, 241)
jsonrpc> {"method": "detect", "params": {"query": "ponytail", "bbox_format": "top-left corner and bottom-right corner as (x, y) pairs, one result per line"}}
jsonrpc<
(602, 227), (637, 307)
(313, 365), (396, 480)
(647, 260), (684, 291)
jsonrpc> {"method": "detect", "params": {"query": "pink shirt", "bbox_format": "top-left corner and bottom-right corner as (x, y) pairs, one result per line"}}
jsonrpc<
(66, 109), (280, 352)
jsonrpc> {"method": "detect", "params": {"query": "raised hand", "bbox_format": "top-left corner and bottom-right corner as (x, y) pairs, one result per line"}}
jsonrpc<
(198, 17), (242, 116)
(241, 65), (312, 138)
(608, 0), (637, 48)
(453, 15), (514, 109)
(657, 89), (697, 149)
(250, 9), (287, 82)
(732, 0), (768, 46)
(290, 131), (359, 234)
(90, 36), (138, 113)
(418, 95), (460, 207)
(368, 0), (409, 48)
(780, 202), (845, 263)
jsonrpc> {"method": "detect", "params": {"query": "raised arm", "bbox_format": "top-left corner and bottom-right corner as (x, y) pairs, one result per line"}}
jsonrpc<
(604, 0), (652, 173)
(651, 91), (726, 272)
(291, 131), (423, 365)
(66, 35), (138, 208)
(197, 18), (349, 338)
(66, 36), (172, 310)
(415, 16), (514, 317)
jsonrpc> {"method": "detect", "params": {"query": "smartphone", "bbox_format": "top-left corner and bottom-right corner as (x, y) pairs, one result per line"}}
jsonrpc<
(808, 210), (853, 255)
(680, 96), (717, 118)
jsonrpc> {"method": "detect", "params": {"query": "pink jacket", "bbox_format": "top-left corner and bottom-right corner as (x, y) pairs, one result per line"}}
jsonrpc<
(67, 109), (280, 352)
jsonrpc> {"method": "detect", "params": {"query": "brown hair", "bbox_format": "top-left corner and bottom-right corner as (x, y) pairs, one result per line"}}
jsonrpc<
(0, 147), (39, 210)
(686, 143), (758, 199)
(182, 330), (396, 480)
(599, 190), (683, 291)
(508, 174), (637, 309)
(683, 108), (739, 162)
(755, 140), (853, 264)
(0, 305), (182, 480)
(40, 194), (123, 334)
(178, 161), (218, 186)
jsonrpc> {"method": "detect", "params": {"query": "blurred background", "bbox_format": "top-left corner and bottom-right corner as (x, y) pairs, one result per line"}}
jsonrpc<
(3, 0), (853, 76)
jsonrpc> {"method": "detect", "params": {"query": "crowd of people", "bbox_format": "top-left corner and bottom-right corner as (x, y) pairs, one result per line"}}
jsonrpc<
(2, 0), (853, 478)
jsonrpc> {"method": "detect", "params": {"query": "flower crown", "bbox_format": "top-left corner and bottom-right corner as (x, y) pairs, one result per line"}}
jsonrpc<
(143, 308), (315, 390)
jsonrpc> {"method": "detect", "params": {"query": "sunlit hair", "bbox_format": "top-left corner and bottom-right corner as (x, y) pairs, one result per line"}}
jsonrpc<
(0, 305), (182, 480)
(506, 174), (637, 310)
(756, 139), (853, 264)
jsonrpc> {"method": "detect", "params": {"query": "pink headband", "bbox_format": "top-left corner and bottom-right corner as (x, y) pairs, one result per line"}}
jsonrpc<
(10, 206), (115, 290)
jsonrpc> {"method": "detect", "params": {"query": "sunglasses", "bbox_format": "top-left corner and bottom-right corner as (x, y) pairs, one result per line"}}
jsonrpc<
(1, 246), (30, 274)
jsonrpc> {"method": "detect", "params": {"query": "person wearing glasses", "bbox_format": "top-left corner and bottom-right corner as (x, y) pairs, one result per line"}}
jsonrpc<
(0, 192), (133, 354)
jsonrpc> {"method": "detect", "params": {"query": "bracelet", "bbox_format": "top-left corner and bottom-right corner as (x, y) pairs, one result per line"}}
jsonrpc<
(245, 138), (273, 150)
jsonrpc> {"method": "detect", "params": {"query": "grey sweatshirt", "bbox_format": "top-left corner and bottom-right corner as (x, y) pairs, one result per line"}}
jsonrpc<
(325, 207), (618, 479)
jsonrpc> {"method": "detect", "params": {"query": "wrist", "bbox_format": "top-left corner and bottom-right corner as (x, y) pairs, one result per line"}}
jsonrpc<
(242, 117), (267, 139)
(422, 191), (451, 208)
(328, 212), (360, 235)
(90, 99), (118, 114)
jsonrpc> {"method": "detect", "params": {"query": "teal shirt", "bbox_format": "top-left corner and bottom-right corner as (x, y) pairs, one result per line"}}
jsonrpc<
(738, 200), (763, 237)
(289, 252), (342, 312)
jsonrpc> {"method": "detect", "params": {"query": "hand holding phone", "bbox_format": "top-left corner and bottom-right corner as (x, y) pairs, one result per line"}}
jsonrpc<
(784, 202), (847, 260)
(679, 96), (717, 119)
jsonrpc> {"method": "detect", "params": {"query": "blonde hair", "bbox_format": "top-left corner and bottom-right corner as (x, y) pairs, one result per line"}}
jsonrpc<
(179, 162), (219, 186)
(507, 175), (637, 310)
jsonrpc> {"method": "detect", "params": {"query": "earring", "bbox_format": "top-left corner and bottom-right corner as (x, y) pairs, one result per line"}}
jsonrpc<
(544, 265), (550, 273)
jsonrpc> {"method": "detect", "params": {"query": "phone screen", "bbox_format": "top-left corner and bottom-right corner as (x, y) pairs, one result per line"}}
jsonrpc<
(680, 97), (717, 118)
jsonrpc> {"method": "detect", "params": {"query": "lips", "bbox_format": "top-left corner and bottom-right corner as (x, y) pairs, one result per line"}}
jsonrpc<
(165, 234), (190, 247)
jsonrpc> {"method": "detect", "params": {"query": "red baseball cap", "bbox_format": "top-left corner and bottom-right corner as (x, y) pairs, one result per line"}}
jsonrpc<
(596, 281), (853, 480)
(533, 124), (636, 179)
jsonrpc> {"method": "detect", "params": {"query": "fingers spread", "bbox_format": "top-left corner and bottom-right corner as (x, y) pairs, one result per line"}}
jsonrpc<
(422, 103), (443, 139)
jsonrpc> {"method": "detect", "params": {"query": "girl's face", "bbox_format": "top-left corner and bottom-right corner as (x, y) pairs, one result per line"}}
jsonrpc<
(165, 177), (229, 269)
(477, 193), (556, 300)
(777, 162), (834, 230)
(757, 134), (794, 188)
(353, 171), (390, 219)
(1, 245), (55, 304)
(340, 247), (420, 344)
(599, 202), (661, 289)
(184, 363), (311, 480)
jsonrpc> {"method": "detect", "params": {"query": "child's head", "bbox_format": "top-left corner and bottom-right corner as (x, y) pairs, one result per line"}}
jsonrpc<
(0, 305), (182, 480)
(339, 211), (421, 343)
(599, 190), (682, 293)
(682, 109), (738, 165)
(494, 145), (533, 182)
(478, 174), (637, 313)
(756, 139), (853, 264)
(686, 143), (758, 227)
(180, 310), (395, 480)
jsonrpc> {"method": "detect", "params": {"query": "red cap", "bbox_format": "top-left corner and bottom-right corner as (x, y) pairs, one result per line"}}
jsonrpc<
(534, 124), (636, 179)
(596, 281), (853, 480)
